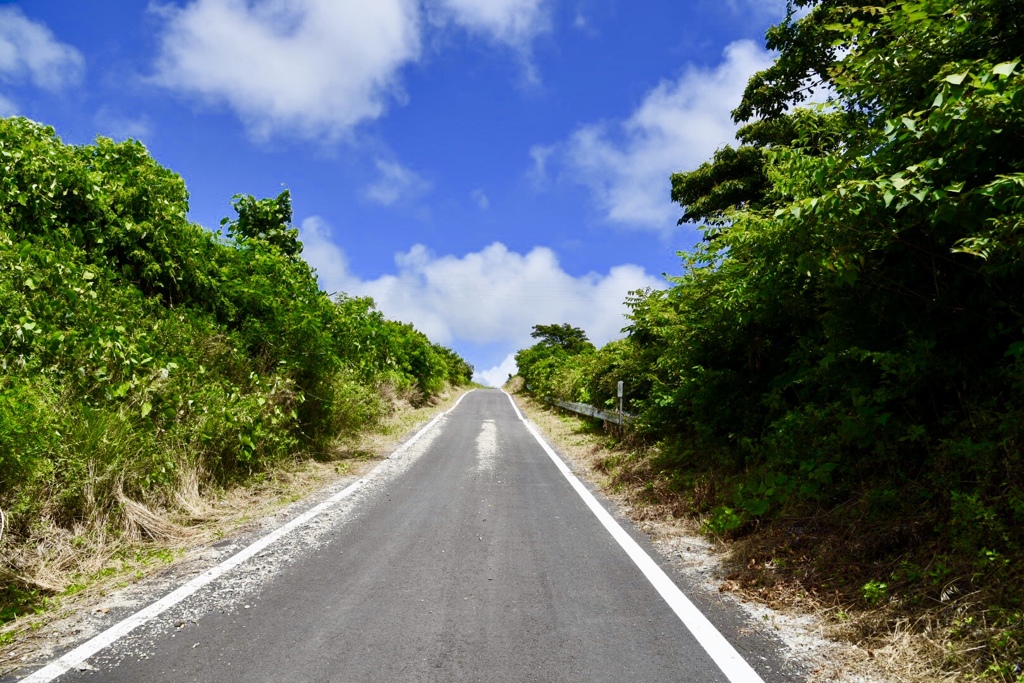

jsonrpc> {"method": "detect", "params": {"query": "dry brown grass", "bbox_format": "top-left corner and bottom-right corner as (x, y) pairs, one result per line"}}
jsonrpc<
(0, 385), (469, 665)
(509, 390), (1017, 683)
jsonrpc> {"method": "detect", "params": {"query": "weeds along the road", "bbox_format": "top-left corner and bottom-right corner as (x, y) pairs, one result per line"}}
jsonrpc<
(510, 390), (989, 683)
(0, 383), (472, 669)
(0, 117), (474, 645)
(510, 0), (1024, 678)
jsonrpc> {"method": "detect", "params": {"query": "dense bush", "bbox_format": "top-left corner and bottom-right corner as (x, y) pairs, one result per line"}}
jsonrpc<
(523, 0), (1024, 531)
(0, 116), (472, 541)
(516, 1), (1024, 672)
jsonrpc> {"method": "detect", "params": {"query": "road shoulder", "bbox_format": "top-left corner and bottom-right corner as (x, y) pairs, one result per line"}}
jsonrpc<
(510, 391), (896, 683)
(0, 388), (472, 679)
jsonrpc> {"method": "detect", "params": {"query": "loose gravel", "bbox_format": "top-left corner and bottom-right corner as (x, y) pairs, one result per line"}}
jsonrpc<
(3, 415), (448, 680)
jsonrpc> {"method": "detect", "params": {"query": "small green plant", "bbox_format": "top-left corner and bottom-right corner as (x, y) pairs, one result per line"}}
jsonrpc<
(862, 580), (889, 606)
(702, 505), (743, 536)
(0, 582), (43, 623)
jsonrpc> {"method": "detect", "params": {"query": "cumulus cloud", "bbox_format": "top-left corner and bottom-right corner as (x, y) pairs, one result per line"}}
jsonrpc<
(431, 0), (549, 48)
(0, 6), (84, 110)
(528, 144), (554, 185)
(296, 217), (351, 295)
(730, 0), (814, 24)
(551, 40), (774, 231)
(297, 216), (664, 385)
(150, 0), (421, 141)
(363, 159), (432, 206)
(726, 0), (789, 20)
(476, 353), (518, 388)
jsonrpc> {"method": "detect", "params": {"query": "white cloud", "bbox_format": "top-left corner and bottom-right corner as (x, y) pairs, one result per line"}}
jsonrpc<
(554, 40), (774, 231)
(528, 144), (554, 185)
(431, 0), (549, 48)
(470, 188), (489, 210)
(0, 6), (84, 110)
(298, 216), (664, 383)
(476, 353), (518, 387)
(726, 0), (789, 20)
(151, 0), (421, 141)
(297, 216), (351, 295)
(363, 159), (432, 206)
(0, 93), (16, 117)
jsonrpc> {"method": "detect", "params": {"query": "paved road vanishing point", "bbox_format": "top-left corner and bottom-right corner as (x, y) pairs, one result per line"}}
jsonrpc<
(15, 390), (797, 683)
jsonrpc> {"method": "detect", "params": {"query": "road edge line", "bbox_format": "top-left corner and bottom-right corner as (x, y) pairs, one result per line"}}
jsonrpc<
(21, 389), (476, 683)
(503, 390), (765, 683)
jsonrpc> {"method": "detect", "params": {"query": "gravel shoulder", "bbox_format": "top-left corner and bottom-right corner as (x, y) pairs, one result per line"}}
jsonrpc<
(511, 392), (904, 683)
(0, 388), (470, 679)
(10, 387), (793, 682)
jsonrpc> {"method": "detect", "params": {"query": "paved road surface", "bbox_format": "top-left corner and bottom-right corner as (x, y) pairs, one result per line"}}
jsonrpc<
(19, 390), (794, 682)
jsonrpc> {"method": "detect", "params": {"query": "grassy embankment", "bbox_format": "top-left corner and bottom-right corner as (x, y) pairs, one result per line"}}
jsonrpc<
(511, 384), (985, 682)
(511, 1), (1024, 678)
(0, 116), (474, 648)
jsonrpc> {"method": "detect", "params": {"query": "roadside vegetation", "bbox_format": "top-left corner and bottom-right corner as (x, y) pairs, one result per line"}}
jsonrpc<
(0, 116), (472, 634)
(513, 0), (1024, 679)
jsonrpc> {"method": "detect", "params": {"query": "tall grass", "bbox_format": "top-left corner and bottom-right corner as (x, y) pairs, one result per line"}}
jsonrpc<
(0, 116), (473, 625)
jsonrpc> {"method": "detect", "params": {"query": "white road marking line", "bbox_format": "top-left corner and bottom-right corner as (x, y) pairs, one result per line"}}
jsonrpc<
(504, 390), (766, 683)
(21, 390), (476, 683)
(475, 420), (498, 472)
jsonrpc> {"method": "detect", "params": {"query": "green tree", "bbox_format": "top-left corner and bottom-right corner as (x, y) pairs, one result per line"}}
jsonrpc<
(529, 323), (594, 354)
(626, 0), (1024, 551)
(0, 118), (474, 596)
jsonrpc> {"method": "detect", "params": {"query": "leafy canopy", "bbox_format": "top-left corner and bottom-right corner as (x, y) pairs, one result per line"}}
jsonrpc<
(529, 323), (594, 354)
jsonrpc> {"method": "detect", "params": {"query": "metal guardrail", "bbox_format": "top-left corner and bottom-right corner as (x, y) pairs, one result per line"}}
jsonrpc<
(523, 385), (633, 425)
(547, 399), (632, 426)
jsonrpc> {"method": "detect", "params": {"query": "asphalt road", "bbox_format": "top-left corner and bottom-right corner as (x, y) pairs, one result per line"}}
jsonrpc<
(23, 390), (794, 682)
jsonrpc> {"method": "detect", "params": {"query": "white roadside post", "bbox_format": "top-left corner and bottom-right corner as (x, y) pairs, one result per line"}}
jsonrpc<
(617, 381), (624, 426)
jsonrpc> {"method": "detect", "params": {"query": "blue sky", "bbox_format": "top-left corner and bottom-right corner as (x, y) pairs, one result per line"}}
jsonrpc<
(0, 0), (784, 385)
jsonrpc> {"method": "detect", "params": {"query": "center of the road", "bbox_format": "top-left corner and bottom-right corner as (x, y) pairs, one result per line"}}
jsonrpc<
(475, 419), (498, 472)
(21, 389), (768, 683)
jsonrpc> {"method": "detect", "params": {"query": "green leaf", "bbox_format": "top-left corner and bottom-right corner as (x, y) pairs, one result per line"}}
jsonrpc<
(944, 181), (966, 193)
(944, 72), (968, 85)
(901, 116), (916, 131)
(992, 59), (1019, 77)
(141, 402), (152, 418)
(1005, 342), (1024, 358)
(82, 271), (95, 280)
